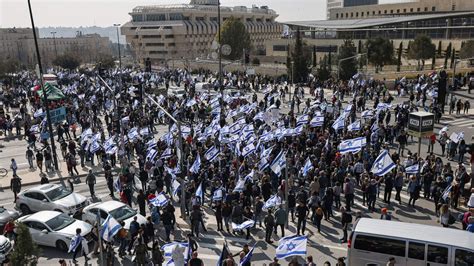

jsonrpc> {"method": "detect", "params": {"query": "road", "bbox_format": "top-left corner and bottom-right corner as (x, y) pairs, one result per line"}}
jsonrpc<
(0, 86), (472, 265)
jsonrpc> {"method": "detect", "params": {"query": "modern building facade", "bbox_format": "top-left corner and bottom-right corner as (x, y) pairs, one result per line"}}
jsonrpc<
(327, 0), (343, 19)
(121, 0), (282, 64)
(343, 0), (378, 7)
(0, 28), (111, 67)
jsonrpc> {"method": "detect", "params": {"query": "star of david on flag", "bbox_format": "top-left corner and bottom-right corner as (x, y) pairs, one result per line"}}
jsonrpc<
(370, 149), (396, 176)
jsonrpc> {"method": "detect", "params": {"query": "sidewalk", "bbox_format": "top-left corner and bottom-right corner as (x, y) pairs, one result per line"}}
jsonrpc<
(0, 161), (113, 189)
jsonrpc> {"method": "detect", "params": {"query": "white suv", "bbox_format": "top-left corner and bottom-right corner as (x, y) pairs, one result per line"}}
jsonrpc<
(16, 184), (88, 215)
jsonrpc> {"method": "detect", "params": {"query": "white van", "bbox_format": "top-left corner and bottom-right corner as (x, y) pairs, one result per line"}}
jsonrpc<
(348, 218), (474, 266)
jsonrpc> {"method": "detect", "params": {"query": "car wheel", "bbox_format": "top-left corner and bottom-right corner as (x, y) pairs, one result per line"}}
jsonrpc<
(20, 204), (30, 215)
(56, 240), (68, 252)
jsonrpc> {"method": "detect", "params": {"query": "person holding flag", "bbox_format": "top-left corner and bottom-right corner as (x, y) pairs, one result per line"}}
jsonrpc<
(68, 228), (89, 263)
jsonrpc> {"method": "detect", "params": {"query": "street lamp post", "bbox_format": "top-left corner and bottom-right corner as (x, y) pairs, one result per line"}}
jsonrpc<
(337, 53), (366, 80)
(113, 24), (122, 69)
(217, 0), (223, 93)
(50, 31), (58, 58)
(27, 0), (59, 171)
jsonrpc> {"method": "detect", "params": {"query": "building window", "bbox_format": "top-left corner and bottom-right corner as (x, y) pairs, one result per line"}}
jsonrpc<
(403, 9), (406, 13)
(169, 13), (183, 20)
(146, 14), (166, 21)
(273, 45), (287, 51)
(210, 17), (217, 21)
(165, 34), (174, 38)
(424, 7), (428, 12)
(432, 6), (436, 11)
(410, 8), (413, 12)
(417, 8), (421, 12)
(390, 10), (393, 14)
(356, 12), (358, 17)
(378, 10), (381, 14)
(361, 12), (364, 17)
(346, 13), (349, 18)
(336, 13), (339, 18)
(384, 10), (387, 14)
(142, 35), (161, 38)
(351, 12), (353, 17)
(132, 15), (143, 22)
(452, 5), (456, 11)
(373, 11), (376, 15)
(145, 43), (164, 46)
(367, 11), (370, 16)
(168, 43), (175, 47)
(397, 9), (400, 13)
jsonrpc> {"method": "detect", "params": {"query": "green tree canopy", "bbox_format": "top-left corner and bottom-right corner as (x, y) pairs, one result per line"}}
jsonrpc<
(338, 39), (358, 80)
(217, 17), (251, 60)
(96, 53), (116, 69)
(408, 35), (436, 70)
(460, 40), (474, 59)
(53, 53), (81, 70)
(0, 58), (20, 77)
(10, 223), (40, 265)
(367, 37), (394, 72)
(289, 29), (311, 83)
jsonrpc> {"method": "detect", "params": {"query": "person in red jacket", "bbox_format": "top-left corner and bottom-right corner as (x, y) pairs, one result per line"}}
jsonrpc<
(3, 219), (15, 240)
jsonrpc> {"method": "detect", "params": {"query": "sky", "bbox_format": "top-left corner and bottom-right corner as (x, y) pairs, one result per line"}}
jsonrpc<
(0, 0), (403, 28)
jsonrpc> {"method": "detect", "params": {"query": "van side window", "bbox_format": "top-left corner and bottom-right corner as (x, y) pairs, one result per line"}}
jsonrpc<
(455, 249), (474, 266)
(427, 245), (448, 264)
(353, 234), (406, 257)
(408, 242), (425, 260)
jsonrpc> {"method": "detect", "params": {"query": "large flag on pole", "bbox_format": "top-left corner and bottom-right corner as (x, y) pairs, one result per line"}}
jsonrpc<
(189, 154), (201, 174)
(275, 235), (308, 259)
(338, 137), (367, 154)
(370, 150), (396, 176)
(100, 214), (121, 242)
(216, 242), (233, 266)
(270, 150), (286, 176)
(239, 244), (255, 266)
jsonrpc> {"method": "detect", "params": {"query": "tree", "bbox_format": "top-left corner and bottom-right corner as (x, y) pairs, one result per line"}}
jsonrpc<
(251, 57), (260, 66)
(431, 49), (436, 70)
(460, 40), (474, 59)
(367, 37), (394, 72)
(10, 223), (40, 265)
(338, 39), (358, 80)
(444, 42), (452, 69)
(397, 42), (403, 72)
(288, 29), (311, 83)
(217, 17), (251, 60)
(96, 53), (116, 69)
(450, 48), (456, 69)
(407, 35), (436, 70)
(437, 40), (442, 57)
(312, 45), (316, 68)
(53, 53), (80, 70)
(0, 58), (20, 77)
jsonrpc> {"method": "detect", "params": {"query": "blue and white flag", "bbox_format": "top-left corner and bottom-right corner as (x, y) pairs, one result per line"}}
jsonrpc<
(231, 220), (255, 231)
(292, 125), (304, 136)
(212, 187), (224, 201)
(405, 164), (419, 174)
(30, 124), (40, 133)
(259, 157), (270, 172)
(189, 155), (201, 174)
(239, 244), (255, 266)
(260, 145), (273, 158)
(371, 150), (396, 176)
(113, 177), (121, 192)
(150, 192), (169, 207)
(301, 157), (313, 177)
(376, 103), (391, 111)
(439, 126), (449, 136)
(449, 132), (464, 143)
(343, 104), (353, 118)
(442, 185), (452, 201)
(162, 242), (190, 266)
(233, 178), (246, 193)
(68, 234), (83, 253)
(160, 147), (173, 159)
(127, 127), (139, 141)
(146, 149), (159, 162)
(33, 108), (45, 118)
(338, 137), (367, 154)
(172, 179), (181, 197)
(275, 235), (308, 259)
(270, 150), (287, 176)
(296, 114), (309, 126)
(204, 146), (220, 162)
(332, 115), (345, 131)
(195, 182), (203, 199)
(347, 120), (361, 132)
(310, 115), (324, 127)
(89, 140), (101, 154)
(100, 214), (121, 242)
(242, 143), (256, 157)
(371, 120), (379, 132)
(139, 127), (150, 137)
(361, 110), (373, 119)
(105, 145), (117, 155)
(243, 170), (254, 183)
(262, 195), (282, 211)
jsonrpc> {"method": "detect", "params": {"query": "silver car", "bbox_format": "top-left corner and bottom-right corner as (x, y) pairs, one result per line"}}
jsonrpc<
(0, 207), (20, 234)
(15, 184), (88, 215)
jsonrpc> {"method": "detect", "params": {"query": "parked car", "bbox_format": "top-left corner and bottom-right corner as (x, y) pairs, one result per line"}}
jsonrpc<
(82, 200), (146, 229)
(15, 184), (88, 215)
(0, 207), (20, 233)
(0, 236), (12, 264)
(17, 211), (93, 252)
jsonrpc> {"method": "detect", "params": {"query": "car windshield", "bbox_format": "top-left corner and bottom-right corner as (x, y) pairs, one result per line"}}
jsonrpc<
(109, 205), (137, 221)
(45, 187), (72, 201)
(45, 213), (75, 231)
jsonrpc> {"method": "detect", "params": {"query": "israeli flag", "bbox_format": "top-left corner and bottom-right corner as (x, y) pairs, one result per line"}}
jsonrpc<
(243, 170), (254, 183)
(276, 235), (308, 259)
(259, 157), (270, 172)
(89, 140), (101, 154)
(172, 179), (181, 197)
(189, 155), (201, 174)
(371, 120), (379, 132)
(113, 177), (121, 192)
(186, 99), (197, 107)
(376, 103), (391, 111)
(127, 127), (139, 141)
(301, 157), (313, 177)
(254, 112), (265, 121)
(160, 147), (173, 159)
(233, 178), (246, 193)
(347, 120), (361, 132)
(100, 215), (121, 242)
(442, 185), (452, 201)
(139, 127), (150, 137)
(292, 125), (304, 136)
(104, 137), (115, 150)
(262, 195), (282, 211)
(270, 150), (287, 176)
(338, 137), (367, 154)
(239, 244), (255, 266)
(310, 115), (324, 127)
(30, 124), (40, 133)
(195, 182), (203, 199)
(343, 104), (353, 118)
(33, 108), (45, 118)
(361, 110), (373, 119)
(68, 235), (83, 253)
(204, 146), (220, 162)
(405, 164), (419, 174)
(439, 126), (449, 136)
(146, 149), (159, 162)
(371, 150), (396, 176)
(150, 192), (169, 207)
(332, 115), (345, 131)
(212, 187), (224, 201)
(260, 131), (274, 143)
(242, 143), (256, 157)
(162, 242), (190, 266)
(261, 145), (273, 158)
(296, 114), (309, 126)
(105, 145), (118, 155)
(231, 220), (255, 231)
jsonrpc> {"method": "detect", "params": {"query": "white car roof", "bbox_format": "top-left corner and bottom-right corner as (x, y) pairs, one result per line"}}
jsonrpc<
(89, 200), (125, 212)
(22, 211), (61, 222)
(26, 184), (60, 193)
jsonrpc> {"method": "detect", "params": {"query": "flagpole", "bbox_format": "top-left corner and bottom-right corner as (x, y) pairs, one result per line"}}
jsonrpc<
(96, 213), (104, 266)
(285, 155), (289, 230)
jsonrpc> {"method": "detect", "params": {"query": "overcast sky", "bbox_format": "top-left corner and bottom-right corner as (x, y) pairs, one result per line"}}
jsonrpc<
(0, 0), (402, 28)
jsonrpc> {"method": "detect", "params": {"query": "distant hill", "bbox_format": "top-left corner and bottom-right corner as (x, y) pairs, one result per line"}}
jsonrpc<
(38, 26), (126, 43)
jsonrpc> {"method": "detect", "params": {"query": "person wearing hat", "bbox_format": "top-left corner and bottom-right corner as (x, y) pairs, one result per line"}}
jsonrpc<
(380, 208), (392, 220)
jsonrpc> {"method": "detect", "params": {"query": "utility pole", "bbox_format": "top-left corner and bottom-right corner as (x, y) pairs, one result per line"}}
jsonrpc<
(50, 31), (58, 58)
(28, 0), (59, 170)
